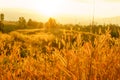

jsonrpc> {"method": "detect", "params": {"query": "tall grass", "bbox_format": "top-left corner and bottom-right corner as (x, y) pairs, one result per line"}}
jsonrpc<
(0, 27), (120, 80)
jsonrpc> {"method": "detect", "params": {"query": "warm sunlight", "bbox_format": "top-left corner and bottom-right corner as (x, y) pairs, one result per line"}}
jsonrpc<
(34, 0), (70, 17)
(1, 0), (120, 18)
(34, 0), (64, 17)
(0, 0), (120, 23)
(0, 0), (120, 79)
(34, 0), (95, 17)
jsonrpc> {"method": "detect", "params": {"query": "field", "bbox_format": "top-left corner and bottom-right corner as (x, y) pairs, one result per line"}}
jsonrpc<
(0, 24), (120, 80)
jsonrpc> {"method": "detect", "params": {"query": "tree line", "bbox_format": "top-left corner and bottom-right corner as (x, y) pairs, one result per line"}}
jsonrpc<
(0, 13), (58, 32)
(0, 13), (120, 38)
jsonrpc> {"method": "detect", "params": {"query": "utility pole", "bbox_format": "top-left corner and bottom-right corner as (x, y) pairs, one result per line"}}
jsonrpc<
(0, 11), (4, 32)
(89, 0), (96, 79)
(92, 0), (95, 26)
(90, 0), (95, 33)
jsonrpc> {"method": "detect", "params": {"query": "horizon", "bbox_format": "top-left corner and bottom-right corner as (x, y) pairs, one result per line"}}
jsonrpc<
(1, 8), (120, 25)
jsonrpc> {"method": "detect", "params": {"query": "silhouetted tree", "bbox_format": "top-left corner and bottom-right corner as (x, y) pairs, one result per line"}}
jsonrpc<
(27, 19), (38, 27)
(18, 17), (26, 28)
(0, 13), (4, 21)
(38, 22), (44, 28)
(27, 19), (43, 28)
(0, 13), (4, 32)
(0, 21), (4, 32)
(27, 19), (32, 26)
(45, 17), (57, 29)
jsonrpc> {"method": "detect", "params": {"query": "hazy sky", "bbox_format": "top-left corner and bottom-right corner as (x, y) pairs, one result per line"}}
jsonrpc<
(0, 0), (120, 18)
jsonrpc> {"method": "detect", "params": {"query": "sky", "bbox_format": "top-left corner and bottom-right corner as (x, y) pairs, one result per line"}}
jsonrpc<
(0, 0), (120, 23)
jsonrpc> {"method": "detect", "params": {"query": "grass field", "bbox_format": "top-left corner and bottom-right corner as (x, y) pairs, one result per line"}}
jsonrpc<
(0, 26), (120, 80)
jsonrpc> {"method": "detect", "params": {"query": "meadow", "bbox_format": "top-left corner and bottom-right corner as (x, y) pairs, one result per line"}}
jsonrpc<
(0, 20), (120, 80)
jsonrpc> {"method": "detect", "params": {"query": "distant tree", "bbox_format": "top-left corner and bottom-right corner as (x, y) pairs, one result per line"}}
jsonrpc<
(44, 17), (60, 34)
(38, 22), (44, 28)
(0, 13), (4, 21)
(0, 13), (4, 32)
(18, 17), (26, 28)
(0, 21), (4, 32)
(45, 17), (57, 29)
(27, 19), (40, 28)
(27, 19), (32, 26)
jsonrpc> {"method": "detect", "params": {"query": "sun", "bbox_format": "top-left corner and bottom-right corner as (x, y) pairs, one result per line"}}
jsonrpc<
(34, 0), (61, 17)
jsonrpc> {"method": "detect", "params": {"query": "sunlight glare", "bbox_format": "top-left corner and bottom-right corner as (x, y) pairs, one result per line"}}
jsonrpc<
(35, 0), (64, 17)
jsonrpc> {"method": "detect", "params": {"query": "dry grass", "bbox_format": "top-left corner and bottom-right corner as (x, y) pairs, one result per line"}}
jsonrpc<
(0, 29), (120, 80)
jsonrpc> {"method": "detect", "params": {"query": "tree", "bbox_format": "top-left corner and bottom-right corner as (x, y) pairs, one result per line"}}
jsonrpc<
(27, 19), (42, 28)
(45, 17), (57, 29)
(0, 13), (4, 32)
(18, 17), (26, 28)
(0, 13), (4, 21)
(44, 17), (60, 34)
(27, 19), (32, 26)
(0, 21), (4, 32)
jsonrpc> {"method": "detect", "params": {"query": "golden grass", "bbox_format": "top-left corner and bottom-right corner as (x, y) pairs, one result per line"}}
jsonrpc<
(0, 29), (120, 80)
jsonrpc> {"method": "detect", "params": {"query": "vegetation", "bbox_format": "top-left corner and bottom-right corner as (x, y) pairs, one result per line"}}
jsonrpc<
(0, 13), (4, 32)
(0, 14), (120, 79)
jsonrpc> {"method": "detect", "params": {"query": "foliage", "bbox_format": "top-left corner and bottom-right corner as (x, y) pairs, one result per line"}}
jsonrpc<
(0, 13), (4, 21)
(0, 13), (120, 79)
(45, 17), (57, 29)
(27, 19), (43, 28)
(0, 15), (120, 39)
(0, 13), (4, 32)
(18, 17), (27, 28)
(0, 21), (4, 32)
(0, 26), (120, 79)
